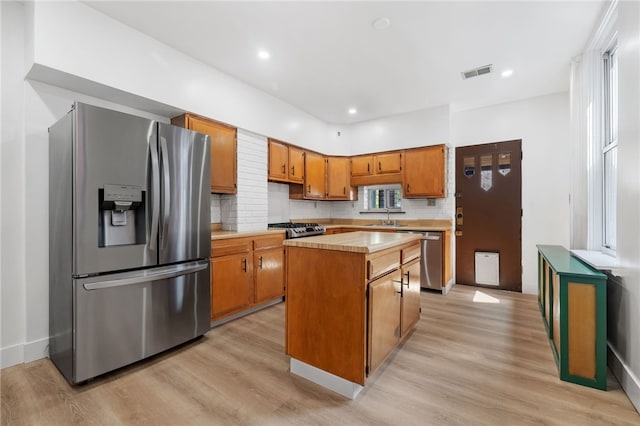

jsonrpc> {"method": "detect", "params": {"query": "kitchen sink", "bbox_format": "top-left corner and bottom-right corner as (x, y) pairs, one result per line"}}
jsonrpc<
(364, 223), (408, 227)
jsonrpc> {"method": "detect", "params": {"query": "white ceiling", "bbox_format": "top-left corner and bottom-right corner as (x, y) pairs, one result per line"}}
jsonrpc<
(85, 1), (605, 124)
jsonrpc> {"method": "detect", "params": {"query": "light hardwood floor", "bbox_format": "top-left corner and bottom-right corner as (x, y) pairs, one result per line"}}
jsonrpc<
(2, 285), (638, 425)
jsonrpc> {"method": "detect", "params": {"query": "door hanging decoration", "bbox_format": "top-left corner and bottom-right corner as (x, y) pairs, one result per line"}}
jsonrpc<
(464, 156), (476, 178)
(480, 154), (492, 191)
(498, 152), (511, 176)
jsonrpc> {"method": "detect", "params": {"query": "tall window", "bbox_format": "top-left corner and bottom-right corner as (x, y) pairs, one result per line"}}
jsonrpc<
(602, 45), (618, 251)
(364, 185), (402, 211)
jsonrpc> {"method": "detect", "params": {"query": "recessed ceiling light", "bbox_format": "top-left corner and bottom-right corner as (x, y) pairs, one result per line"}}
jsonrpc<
(372, 17), (391, 30)
(501, 69), (513, 78)
(258, 50), (270, 60)
(348, 108), (357, 115)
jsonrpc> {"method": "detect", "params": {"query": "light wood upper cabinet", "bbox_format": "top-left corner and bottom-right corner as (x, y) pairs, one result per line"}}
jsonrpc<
(288, 147), (305, 184)
(351, 155), (374, 177)
(350, 151), (403, 187)
(172, 113), (237, 194)
(375, 152), (402, 174)
(304, 151), (326, 200)
(269, 139), (305, 184)
(326, 157), (352, 200)
(403, 145), (446, 198)
(268, 139), (290, 182)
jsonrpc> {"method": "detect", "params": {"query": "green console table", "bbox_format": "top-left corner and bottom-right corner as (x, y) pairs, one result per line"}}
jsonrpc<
(537, 245), (607, 390)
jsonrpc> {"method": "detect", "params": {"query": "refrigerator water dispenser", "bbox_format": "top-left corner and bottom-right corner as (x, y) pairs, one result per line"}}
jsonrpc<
(98, 184), (145, 247)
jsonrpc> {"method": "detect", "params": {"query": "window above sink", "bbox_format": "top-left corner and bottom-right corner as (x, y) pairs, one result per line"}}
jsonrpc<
(362, 184), (403, 213)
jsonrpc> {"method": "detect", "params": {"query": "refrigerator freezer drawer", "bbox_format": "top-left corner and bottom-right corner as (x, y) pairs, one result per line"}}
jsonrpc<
(72, 260), (210, 383)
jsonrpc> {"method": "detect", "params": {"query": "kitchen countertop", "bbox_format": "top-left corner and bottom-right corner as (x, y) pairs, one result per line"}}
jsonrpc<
(324, 224), (450, 232)
(282, 231), (420, 253)
(211, 229), (285, 240)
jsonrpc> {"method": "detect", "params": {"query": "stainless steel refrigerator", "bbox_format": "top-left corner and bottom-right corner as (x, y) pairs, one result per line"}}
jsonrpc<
(49, 102), (211, 384)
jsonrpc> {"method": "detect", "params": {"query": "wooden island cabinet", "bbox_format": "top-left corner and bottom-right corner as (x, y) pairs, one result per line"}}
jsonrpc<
(284, 231), (421, 398)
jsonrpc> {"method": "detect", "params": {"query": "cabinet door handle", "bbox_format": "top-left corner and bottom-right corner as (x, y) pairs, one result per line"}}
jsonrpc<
(242, 258), (247, 272)
(404, 271), (410, 287)
(343, 187), (346, 195)
(307, 184), (311, 192)
(367, 163), (370, 172)
(378, 161), (382, 172)
(282, 164), (286, 174)
(406, 184), (411, 193)
(258, 256), (263, 269)
(291, 165), (295, 176)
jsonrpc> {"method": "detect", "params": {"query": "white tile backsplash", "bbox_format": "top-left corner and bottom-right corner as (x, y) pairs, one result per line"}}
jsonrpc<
(210, 194), (221, 223)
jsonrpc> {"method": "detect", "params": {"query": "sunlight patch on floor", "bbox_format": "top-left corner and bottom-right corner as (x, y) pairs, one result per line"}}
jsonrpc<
(472, 290), (501, 304)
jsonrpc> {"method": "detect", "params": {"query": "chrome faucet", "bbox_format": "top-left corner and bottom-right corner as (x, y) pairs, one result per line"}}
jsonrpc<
(380, 208), (394, 226)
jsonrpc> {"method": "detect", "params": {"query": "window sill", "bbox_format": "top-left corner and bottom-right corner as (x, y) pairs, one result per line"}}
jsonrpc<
(570, 249), (620, 276)
(358, 210), (406, 214)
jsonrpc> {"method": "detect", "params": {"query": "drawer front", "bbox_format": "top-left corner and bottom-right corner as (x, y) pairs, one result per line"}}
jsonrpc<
(254, 234), (284, 250)
(401, 243), (421, 264)
(367, 251), (400, 281)
(211, 237), (252, 257)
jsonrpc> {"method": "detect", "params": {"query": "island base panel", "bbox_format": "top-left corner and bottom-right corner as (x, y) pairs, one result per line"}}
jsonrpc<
(290, 358), (364, 400)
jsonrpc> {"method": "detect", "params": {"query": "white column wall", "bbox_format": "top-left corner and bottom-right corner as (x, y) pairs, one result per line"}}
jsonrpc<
(221, 130), (268, 232)
(451, 93), (571, 295)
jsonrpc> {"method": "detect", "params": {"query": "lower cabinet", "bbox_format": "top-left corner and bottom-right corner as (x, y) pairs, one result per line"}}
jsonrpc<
(400, 256), (421, 336)
(211, 234), (285, 322)
(211, 253), (253, 319)
(254, 246), (285, 304)
(368, 270), (402, 374)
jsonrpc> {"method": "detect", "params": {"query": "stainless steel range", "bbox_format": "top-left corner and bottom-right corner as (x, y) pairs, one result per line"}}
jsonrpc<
(268, 222), (326, 238)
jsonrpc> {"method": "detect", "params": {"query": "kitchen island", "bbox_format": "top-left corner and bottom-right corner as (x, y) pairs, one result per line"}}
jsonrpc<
(284, 231), (422, 398)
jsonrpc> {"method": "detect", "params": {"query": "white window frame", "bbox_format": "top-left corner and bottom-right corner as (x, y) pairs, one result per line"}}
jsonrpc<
(362, 184), (403, 212)
(601, 42), (618, 254)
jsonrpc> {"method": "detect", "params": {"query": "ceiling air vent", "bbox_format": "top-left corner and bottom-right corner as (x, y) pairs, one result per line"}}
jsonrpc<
(461, 64), (493, 80)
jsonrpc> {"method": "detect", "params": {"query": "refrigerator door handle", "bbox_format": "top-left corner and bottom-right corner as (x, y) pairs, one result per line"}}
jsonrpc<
(83, 261), (209, 290)
(149, 131), (160, 251)
(159, 136), (171, 250)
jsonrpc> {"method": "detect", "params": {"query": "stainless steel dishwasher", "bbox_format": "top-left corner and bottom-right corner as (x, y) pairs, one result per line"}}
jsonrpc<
(397, 230), (443, 290)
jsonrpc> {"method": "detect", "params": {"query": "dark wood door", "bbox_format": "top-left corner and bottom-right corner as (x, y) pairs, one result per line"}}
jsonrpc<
(455, 140), (522, 292)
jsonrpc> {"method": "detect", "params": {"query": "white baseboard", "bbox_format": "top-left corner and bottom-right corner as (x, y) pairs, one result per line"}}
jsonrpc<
(1, 344), (24, 369)
(608, 344), (640, 414)
(24, 337), (49, 363)
(1, 337), (49, 369)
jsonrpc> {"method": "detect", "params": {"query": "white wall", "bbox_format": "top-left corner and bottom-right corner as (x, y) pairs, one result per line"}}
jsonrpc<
(451, 93), (571, 295)
(1, 0), (27, 368)
(347, 105), (450, 155)
(28, 1), (340, 156)
(607, 0), (640, 411)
